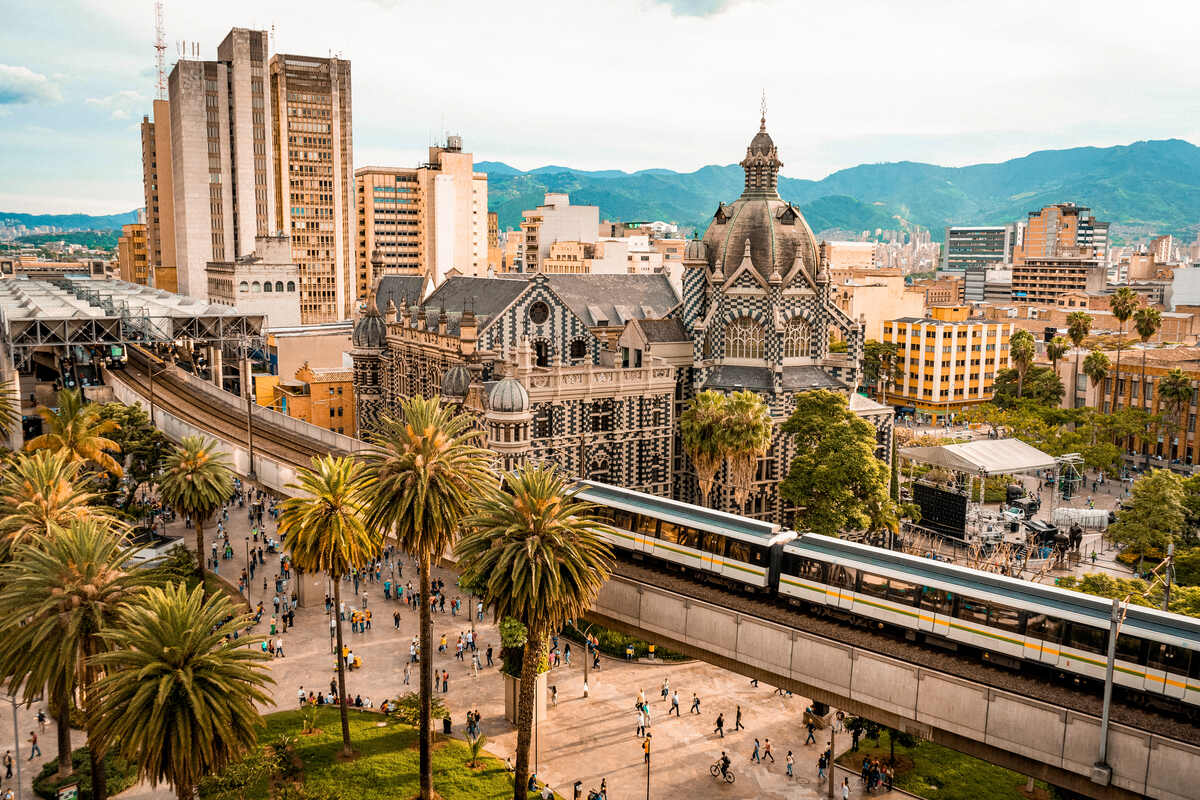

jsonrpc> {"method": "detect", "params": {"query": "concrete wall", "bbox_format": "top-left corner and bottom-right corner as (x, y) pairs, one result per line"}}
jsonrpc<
(588, 577), (1200, 800)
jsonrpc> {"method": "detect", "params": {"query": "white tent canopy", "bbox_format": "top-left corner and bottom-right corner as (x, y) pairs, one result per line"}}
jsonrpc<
(899, 438), (1057, 476)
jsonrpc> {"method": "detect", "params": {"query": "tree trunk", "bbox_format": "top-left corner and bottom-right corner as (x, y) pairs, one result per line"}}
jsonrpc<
(89, 743), (107, 800)
(195, 517), (206, 575)
(512, 627), (545, 800)
(1142, 351), (1151, 469)
(1017, 368), (1025, 399)
(332, 581), (352, 758)
(418, 556), (434, 800)
(1113, 332), (1123, 412)
(50, 689), (71, 778)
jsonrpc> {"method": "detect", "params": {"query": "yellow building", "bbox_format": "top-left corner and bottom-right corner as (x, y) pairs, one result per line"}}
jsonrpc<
(117, 223), (149, 285)
(882, 305), (1012, 422)
(272, 362), (356, 435)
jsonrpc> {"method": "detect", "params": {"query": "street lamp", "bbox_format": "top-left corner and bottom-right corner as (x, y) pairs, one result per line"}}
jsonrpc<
(239, 337), (258, 481)
(5, 691), (40, 800)
(245, 536), (251, 595)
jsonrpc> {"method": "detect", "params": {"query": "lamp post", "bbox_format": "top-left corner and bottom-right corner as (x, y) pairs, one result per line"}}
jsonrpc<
(644, 733), (651, 800)
(5, 694), (23, 800)
(239, 338), (257, 481)
(245, 536), (251, 594)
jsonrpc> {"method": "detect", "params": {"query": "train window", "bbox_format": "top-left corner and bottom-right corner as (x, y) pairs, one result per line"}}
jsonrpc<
(703, 533), (725, 557)
(859, 573), (888, 599)
(726, 541), (765, 566)
(1189, 649), (1200, 680)
(1116, 634), (1145, 664)
(634, 514), (659, 538)
(955, 598), (989, 626)
(988, 604), (1024, 635)
(591, 506), (613, 523)
(1066, 623), (1107, 655)
(886, 578), (918, 607)
(784, 555), (826, 583)
(659, 521), (683, 543)
(1148, 642), (1190, 673)
(828, 565), (856, 589)
(678, 528), (700, 549)
(612, 509), (635, 531)
(1025, 614), (1063, 644)
(920, 587), (953, 615)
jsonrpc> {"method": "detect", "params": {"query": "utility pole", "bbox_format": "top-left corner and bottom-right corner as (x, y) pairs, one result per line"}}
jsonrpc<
(7, 694), (23, 800)
(1094, 598), (1122, 786)
(827, 723), (835, 799)
(241, 338), (257, 481)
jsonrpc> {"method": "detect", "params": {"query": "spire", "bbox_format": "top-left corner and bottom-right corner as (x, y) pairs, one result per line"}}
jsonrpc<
(740, 104), (783, 199)
(760, 88), (767, 131)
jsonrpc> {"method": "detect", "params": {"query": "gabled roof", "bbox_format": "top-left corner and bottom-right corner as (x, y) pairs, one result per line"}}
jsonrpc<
(546, 274), (680, 327)
(636, 318), (689, 343)
(373, 275), (427, 315)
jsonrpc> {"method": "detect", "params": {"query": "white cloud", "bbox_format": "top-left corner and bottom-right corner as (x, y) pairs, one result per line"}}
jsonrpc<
(0, 64), (61, 104)
(86, 89), (145, 119)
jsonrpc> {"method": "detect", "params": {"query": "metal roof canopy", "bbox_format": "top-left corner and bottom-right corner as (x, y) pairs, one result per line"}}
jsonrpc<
(899, 438), (1057, 476)
(0, 277), (265, 368)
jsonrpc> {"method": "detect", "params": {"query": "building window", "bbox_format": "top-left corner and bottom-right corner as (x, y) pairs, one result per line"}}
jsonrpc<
(569, 338), (588, 361)
(263, 281), (273, 293)
(533, 405), (553, 438)
(251, 281), (261, 292)
(725, 316), (765, 360)
(589, 399), (614, 432)
(782, 317), (811, 358)
(275, 281), (284, 292)
(286, 281), (296, 292)
(533, 339), (551, 367)
(239, 281), (248, 292)
(528, 300), (550, 325)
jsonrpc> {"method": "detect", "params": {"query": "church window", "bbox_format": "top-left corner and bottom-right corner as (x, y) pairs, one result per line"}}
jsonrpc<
(239, 281), (248, 292)
(275, 281), (284, 292)
(263, 281), (273, 293)
(286, 281), (296, 292)
(251, 281), (261, 292)
(589, 399), (614, 432)
(533, 339), (551, 367)
(528, 301), (550, 325)
(533, 405), (554, 438)
(588, 456), (611, 484)
(725, 316), (765, 360)
(783, 317), (811, 358)
(569, 338), (588, 361)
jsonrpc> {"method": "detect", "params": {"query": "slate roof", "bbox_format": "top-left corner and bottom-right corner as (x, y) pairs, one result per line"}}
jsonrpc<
(637, 318), (690, 343)
(376, 275), (530, 337)
(373, 275), (426, 316)
(702, 365), (844, 392)
(545, 274), (679, 327)
(782, 366), (844, 391)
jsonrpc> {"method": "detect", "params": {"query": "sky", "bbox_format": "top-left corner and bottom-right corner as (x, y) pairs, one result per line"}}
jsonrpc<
(1, 0), (1199, 214)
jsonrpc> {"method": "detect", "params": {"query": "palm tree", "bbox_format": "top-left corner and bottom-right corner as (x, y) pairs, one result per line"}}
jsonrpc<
(0, 449), (116, 562)
(278, 455), (380, 757)
(457, 466), (613, 800)
(158, 436), (233, 574)
(1158, 368), (1193, 463)
(0, 377), (20, 443)
(1066, 311), (1092, 401)
(1083, 349), (1111, 446)
(90, 583), (273, 800)
(1009, 329), (1036, 399)
(360, 396), (494, 800)
(722, 390), (772, 507)
(1046, 336), (1069, 379)
(679, 390), (728, 504)
(0, 520), (144, 796)
(1108, 287), (1139, 412)
(1133, 306), (1163, 409)
(26, 388), (123, 476)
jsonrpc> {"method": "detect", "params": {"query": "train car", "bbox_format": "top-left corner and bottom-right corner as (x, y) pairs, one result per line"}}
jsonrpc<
(575, 481), (795, 590)
(780, 534), (1200, 710)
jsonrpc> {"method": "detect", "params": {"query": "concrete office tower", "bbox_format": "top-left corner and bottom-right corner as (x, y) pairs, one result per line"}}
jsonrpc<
(269, 53), (355, 323)
(519, 193), (599, 273)
(117, 222), (148, 285)
(140, 98), (177, 292)
(167, 28), (275, 298)
(1012, 203), (1108, 264)
(354, 137), (488, 298)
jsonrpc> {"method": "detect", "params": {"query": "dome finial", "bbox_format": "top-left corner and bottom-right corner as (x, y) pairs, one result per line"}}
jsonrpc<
(760, 89), (767, 131)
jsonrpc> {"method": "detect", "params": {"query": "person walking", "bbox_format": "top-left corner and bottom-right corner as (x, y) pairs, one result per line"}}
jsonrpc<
(816, 751), (826, 780)
(643, 733), (651, 764)
(751, 738), (761, 763)
(763, 738), (775, 763)
(27, 731), (40, 759)
(734, 705), (744, 731)
(670, 691), (680, 716)
(4, 750), (12, 778)
(842, 777), (851, 799)
(689, 693), (700, 714)
(785, 750), (794, 779)
(805, 720), (817, 745)
(636, 707), (645, 738)
(714, 713), (725, 737)
(403, 663), (411, 686)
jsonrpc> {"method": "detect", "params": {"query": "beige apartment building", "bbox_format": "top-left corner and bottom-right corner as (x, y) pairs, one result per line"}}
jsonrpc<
(206, 235), (301, 329)
(270, 53), (355, 324)
(1011, 255), (1106, 305)
(487, 211), (501, 273)
(520, 193), (599, 273)
(354, 137), (488, 298)
(821, 240), (878, 272)
(117, 222), (149, 285)
(140, 98), (177, 292)
(830, 267), (925, 340)
(167, 28), (276, 300)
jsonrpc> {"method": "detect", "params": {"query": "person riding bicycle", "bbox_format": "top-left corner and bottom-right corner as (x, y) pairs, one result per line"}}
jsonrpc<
(718, 751), (731, 778)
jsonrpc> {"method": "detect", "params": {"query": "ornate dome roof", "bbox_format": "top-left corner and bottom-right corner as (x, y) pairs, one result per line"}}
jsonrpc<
(352, 304), (387, 349)
(699, 117), (820, 282)
(488, 377), (529, 413)
(440, 365), (472, 398)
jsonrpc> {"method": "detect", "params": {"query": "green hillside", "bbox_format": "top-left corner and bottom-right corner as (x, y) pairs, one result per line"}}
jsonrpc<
(482, 139), (1200, 241)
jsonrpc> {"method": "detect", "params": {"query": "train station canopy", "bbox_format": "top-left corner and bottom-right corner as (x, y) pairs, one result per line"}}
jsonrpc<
(899, 437), (1057, 476)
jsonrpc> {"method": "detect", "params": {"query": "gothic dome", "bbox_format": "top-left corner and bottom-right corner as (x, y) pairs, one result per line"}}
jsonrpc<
(440, 365), (472, 398)
(352, 304), (387, 349)
(488, 377), (529, 413)
(699, 117), (821, 282)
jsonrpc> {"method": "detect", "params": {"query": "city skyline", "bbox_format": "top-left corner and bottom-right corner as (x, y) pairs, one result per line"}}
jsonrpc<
(2, 0), (1200, 214)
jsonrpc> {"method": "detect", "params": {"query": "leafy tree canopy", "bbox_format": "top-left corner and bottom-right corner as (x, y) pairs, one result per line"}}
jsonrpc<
(1109, 468), (1185, 561)
(993, 366), (1064, 408)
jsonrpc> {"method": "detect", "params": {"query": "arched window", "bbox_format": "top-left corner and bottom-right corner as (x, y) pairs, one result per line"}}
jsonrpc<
(569, 338), (588, 361)
(275, 281), (284, 292)
(251, 281), (261, 293)
(783, 317), (811, 358)
(263, 281), (273, 293)
(286, 281), (296, 292)
(724, 316), (765, 360)
(239, 281), (249, 292)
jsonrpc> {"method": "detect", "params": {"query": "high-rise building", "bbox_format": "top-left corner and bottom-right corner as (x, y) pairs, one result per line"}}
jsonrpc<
(519, 193), (599, 273)
(943, 225), (1013, 274)
(354, 137), (488, 297)
(140, 98), (177, 292)
(117, 222), (149, 285)
(487, 211), (501, 273)
(269, 53), (355, 323)
(167, 28), (276, 298)
(1012, 203), (1108, 264)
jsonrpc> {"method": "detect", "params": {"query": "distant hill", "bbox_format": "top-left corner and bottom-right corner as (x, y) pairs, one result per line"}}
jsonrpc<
(481, 139), (1200, 241)
(0, 210), (139, 232)
(15, 231), (118, 249)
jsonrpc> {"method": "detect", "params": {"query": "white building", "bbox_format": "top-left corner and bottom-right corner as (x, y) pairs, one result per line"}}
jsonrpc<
(519, 193), (599, 272)
(207, 235), (301, 328)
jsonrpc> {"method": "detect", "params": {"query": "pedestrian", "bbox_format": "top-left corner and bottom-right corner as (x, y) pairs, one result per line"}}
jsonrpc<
(714, 713), (724, 737)
(670, 691), (680, 716)
(764, 738), (775, 763)
(403, 663), (411, 685)
(297, 686), (306, 706)
(4, 749), (12, 779)
(442, 670), (449, 693)
(36, 709), (46, 733)
(690, 693), (700, 714)
(276, 637), (284, 657)
(805, 720), (817, 745)
(751, 738), (761, 763)
(735, 704), (744, 731)
(660, 677), (669, 702)
(625, 644), (634, 662)
(394, 609), (401, 629)
(636, 707), (645, 737)
(643, 733), (651, 764)
(817, 752), (826, 780)
(786, 750), (794, 778)
(486, 644), (494, 667)
(583, 679), (589, 698)
(27, 731), (40, 759)
(551, 685), (558, 708)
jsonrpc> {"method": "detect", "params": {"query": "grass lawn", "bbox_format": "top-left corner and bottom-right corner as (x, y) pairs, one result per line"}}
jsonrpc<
(837, 730), (1048, 800)
(215, 708), (522, 800)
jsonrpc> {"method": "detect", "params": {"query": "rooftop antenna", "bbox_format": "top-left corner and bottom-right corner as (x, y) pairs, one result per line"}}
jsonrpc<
(154, 0), (166, 100)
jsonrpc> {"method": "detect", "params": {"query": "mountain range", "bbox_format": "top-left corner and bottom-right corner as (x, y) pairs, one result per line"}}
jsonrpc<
(480, 138), (1200, 241)
(0, 210), (140, 233)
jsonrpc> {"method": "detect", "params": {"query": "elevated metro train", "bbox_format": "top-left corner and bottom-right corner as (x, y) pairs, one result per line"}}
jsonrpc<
(576, 481), (1200, 714)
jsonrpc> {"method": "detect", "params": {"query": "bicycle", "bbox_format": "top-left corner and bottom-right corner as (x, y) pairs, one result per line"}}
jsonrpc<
(709, 762), (735, 784)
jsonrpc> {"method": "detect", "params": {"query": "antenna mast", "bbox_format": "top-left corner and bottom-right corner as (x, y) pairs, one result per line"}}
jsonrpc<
(154, 0), (166, 100)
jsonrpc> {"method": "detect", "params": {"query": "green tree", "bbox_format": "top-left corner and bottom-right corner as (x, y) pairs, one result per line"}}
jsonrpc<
(158, 436), (233, 574)
(1108, 287), (1139, 412)
(457, 465), (613, 800)
(1082, 349), (1111, 440)
(94, 403), (170, 512)
(1180, 477), (1200, 546)
(779, 390), (896, 537)
(360, 396), (493, 800)
(278, 455), (380, 757)
(26, 388), (123, 476)
(862, 340), (901, 397)
(993, 366), (1064, 408)
(0, 520), (146, 795)
(679, 390), (728, 505)
(1046, 336), (1069, 379)
(722, 390), (772, 507)
(1157, 368), (1193, 460)
(0, 377), (20, 443)
(1109, 468), (1185, 570)
(1133, 306), (1163, 400)
(90, 583), (273, 800)
(1009, 329), (1036, 399)
(0, 449), (116, 562)
(1066, 310), (1092, 390)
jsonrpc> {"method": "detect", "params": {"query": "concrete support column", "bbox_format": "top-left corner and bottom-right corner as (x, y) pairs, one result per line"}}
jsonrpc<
(210, 345), (223, 389)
